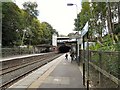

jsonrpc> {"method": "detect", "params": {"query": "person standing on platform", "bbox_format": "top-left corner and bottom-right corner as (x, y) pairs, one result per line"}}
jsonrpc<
(65, 53), (68, 60)
(70, 52), (74, 62)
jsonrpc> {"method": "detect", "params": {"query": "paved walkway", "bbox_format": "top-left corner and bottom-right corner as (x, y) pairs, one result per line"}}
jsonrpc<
(29, 53), (85, 88)
(8, 53), (85, 89)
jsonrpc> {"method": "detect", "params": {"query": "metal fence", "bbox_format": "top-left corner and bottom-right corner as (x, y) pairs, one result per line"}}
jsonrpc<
(80, 50), (120, 89)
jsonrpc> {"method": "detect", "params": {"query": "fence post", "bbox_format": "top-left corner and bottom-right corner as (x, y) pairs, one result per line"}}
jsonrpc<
(98, 51), (102, 87)
(0, 2), (1, 58)
(118, 51), (120, 89)
(83, 36), (85, 86)
(86, 36), (90, 90)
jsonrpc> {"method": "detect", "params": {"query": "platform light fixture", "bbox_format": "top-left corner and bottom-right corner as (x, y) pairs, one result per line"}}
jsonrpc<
(67, 3), (80, 65)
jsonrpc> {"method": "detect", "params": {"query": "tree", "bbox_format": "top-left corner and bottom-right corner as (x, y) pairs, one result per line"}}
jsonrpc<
(22, 1), (40, 45)
(22, 1), (39, 28)
(29, 18), (43, 45)
(2, 1), (58, 47)
(2, 2), (23, 47)
(23, 1), (39, 18)
(74, 1), (94, 41)
(40, 22), (57, 44)
(74, 2), (91, 31)
(85, 2), (120, 51)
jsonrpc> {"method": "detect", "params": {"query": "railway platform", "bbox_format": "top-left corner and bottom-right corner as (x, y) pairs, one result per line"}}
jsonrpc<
(8, 53), (85, 89)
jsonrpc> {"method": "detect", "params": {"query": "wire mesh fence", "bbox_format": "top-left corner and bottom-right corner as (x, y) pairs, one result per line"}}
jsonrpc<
(80, 50), (120, 88)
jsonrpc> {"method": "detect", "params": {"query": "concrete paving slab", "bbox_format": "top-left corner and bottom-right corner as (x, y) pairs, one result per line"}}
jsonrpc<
(12, 85), (28, 88)
(43, 76), (70, 85)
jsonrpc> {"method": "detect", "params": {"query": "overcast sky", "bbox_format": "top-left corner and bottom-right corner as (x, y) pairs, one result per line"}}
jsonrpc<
(14, 0), (81, 35)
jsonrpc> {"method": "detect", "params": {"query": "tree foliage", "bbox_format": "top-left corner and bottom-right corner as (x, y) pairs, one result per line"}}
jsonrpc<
(2, 2), (58, 47)
(23, 1), (39, 18)
(75, 1), (120, 51)
(2, 2), (23, 47)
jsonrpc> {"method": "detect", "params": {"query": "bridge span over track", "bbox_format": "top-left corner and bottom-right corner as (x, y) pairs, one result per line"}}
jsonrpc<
(52, 35), (77, 53)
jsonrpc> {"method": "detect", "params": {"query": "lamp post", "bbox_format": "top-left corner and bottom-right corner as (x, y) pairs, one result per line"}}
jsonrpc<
(67, 3), (78, 16)
(21, 29), (26, 46)
(67, 3), (80, 65)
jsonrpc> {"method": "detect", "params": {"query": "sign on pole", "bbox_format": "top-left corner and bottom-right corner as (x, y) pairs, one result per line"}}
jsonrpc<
(81, 21), (88, 37)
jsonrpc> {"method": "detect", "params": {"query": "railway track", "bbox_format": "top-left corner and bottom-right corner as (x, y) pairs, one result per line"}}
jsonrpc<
(0, 52), (62, 89)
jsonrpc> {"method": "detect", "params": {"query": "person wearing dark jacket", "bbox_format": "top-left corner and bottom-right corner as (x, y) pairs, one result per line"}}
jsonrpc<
(65, 53), (68, 60)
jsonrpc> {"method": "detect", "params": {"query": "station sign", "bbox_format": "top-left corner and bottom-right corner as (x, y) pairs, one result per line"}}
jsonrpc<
(81, 22), (88, 37)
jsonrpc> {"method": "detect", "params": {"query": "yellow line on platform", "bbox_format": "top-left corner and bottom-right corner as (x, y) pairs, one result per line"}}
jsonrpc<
(27, 55), (63, 89)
